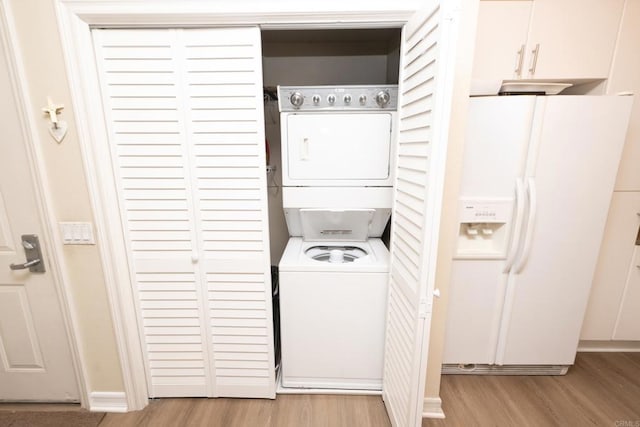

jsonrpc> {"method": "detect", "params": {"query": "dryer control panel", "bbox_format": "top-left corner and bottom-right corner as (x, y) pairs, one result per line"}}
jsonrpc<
(278, 85), (398, 111)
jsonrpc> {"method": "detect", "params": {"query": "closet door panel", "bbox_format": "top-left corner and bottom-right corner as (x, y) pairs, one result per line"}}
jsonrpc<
(94, 27), (274, 399)
(181, 28), (275, 399)
(383, 2), (460, 425)
(93, 29), (211, 397)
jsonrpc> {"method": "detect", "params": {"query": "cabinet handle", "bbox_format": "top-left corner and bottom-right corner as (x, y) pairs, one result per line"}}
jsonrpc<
(514, 44), (525, 77)
(528, 43), (540, 75)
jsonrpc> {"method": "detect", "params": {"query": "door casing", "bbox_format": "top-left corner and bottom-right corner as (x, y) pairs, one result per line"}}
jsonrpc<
(54, 0), (443, 412)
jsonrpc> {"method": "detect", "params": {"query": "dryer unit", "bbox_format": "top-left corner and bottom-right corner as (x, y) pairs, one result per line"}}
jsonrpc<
(279, 85), (398, 187)
(277, 85), (397, 391)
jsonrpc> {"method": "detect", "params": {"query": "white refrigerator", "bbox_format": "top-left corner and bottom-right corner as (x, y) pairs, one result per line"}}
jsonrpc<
(443, 95), (633, 371)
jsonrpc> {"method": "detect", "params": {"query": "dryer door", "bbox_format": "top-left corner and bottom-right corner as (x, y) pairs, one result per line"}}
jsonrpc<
(283, 113), (393, 186)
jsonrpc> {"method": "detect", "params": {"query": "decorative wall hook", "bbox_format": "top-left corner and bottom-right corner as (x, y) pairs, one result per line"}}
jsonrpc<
(42, 96), (68, 143)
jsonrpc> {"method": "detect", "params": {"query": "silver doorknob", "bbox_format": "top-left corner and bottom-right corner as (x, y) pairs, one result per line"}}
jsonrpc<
(375, 90), (390, 107)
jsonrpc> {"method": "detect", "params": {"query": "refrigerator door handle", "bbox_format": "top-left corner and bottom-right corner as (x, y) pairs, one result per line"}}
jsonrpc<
(503, 178), (526, 273)
(514, 178), (537, 274)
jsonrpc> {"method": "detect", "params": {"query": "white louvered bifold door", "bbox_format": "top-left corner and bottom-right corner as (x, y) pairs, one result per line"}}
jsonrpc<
(181, 29), (275, 398)
(382, 2), (460, 426)
(93, 27), (275, 399)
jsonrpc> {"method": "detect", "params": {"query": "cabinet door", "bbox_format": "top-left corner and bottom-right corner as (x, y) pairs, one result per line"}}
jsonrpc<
(581, 192), (640, 340)
(614, 246), (640, 340)
(525, 0), (624, 79)
(471, 1), (532, 84)
(609, 0), (640, 191)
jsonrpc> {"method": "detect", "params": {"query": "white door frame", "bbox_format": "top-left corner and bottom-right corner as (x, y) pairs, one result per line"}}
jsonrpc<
(54, 0), (421, 411)
(0, 0), (88, 407)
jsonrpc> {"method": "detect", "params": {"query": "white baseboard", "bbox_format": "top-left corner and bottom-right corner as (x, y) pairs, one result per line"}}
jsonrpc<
(422, 396), (445, 419)
(578, 340), (640, 352)
(88, 392), (128, 412)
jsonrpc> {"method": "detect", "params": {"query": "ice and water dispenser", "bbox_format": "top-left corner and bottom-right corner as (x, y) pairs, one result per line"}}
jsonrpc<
(455, 198), (513, 259)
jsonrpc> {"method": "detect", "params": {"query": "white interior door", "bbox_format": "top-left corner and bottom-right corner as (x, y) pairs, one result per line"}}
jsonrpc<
(382, 1), (460, 426)
(0, 32), (78, 401)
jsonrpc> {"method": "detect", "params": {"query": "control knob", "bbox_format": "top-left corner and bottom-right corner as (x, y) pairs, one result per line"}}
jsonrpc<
(359, 95), (367, 105)
(375, 90), (390, 107)
(327, 94), (336, 104)
(312, 94), (321, 105)
(343, 94), (352, 104)
(290, 92), (304, 108)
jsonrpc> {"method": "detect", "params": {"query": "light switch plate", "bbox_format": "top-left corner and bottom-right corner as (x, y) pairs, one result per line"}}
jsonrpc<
(59, 222), (95, 245)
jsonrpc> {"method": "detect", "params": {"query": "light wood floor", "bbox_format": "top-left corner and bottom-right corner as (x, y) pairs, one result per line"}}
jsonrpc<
(424, 352), (640, 427)
(2, 352), (638, 426)
(98, 394), (390, 427)
(99, 352), (640, 427)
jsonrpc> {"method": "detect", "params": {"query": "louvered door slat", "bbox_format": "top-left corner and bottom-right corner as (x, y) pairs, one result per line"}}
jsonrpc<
(383, 2), (460, 426)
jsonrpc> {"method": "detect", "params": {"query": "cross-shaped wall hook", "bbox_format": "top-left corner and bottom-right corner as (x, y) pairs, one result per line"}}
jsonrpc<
(42, 96), (68, 143)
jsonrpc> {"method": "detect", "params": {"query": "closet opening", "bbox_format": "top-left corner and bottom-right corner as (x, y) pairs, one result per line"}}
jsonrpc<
(262, 27), (402, 264)
(260, 28), (402, 390)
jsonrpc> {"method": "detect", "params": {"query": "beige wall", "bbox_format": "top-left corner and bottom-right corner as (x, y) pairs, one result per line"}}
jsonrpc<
(8, 0), (123, 392)
(424, 0), (479, 401)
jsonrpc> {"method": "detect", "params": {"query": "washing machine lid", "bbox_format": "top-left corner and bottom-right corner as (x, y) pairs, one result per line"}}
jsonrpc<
(299, 209), (374, 241)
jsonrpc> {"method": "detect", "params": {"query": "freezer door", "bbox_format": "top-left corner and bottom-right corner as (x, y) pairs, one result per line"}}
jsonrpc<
(444, 96), (535, 365)
(499, 96), (633, 365)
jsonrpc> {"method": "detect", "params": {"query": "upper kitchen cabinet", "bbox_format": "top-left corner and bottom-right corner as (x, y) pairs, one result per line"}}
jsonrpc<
(525, 0), (624, 79)
(471, 1), (532, 83)
(472, 0), (625, 83)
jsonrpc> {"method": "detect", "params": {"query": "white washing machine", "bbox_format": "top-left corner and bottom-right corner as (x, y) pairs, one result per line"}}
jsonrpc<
(279, 236), (389, 390)
(277, 85), (398, 391)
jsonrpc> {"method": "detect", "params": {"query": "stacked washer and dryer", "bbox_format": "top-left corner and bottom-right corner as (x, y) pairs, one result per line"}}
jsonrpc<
(277, 85), (398, 391)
